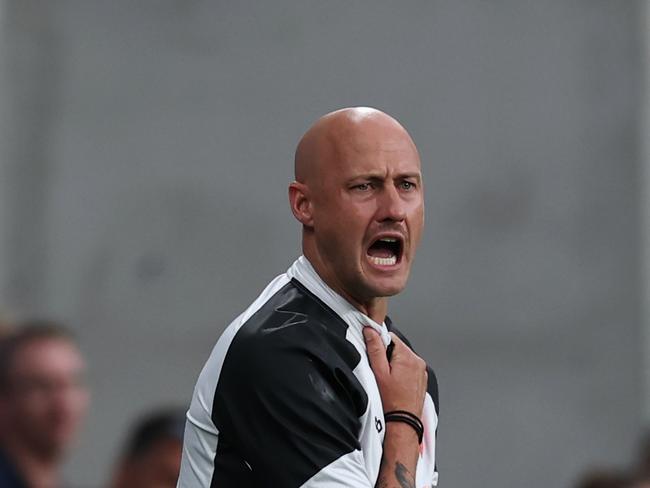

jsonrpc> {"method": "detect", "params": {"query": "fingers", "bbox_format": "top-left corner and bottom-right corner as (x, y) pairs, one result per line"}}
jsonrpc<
(366, 330), (428, 416)
(387, 332), (409, 362)
(389, 332), (427, 374)
(363, 327), (389, 378)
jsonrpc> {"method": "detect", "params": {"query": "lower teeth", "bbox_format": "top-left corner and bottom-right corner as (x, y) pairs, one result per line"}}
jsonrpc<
(369, 255), (396, 266)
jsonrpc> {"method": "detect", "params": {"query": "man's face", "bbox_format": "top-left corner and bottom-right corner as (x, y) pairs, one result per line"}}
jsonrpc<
(310, 118), (424, 303)
(115, 439), (182, 488)
(3, 338), (89, 456)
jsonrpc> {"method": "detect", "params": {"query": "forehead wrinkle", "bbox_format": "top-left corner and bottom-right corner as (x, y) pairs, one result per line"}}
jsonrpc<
(337, 139), (422, 180)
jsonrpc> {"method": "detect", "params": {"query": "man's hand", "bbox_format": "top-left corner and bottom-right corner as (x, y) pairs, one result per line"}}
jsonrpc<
(363, 327), (428, 488)
(363, 328), (428, 417)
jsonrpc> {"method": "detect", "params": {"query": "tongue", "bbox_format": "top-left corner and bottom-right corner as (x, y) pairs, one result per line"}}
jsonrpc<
(367, 247), (395, 259)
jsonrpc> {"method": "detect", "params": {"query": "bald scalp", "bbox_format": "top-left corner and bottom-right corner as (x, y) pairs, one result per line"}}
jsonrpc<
(294, 107), (416, 185)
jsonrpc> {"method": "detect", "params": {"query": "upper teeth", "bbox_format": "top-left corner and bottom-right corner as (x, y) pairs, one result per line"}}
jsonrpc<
(379, 238), (397, 242)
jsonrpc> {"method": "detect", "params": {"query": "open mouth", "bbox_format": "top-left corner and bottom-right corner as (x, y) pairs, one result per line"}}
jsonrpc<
(366, 236), (403, 267)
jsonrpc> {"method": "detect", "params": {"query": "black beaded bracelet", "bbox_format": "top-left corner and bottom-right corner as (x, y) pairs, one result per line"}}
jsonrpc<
(384, 410), (424, 444)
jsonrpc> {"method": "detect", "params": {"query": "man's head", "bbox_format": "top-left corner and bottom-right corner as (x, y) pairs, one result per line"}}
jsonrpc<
(0, 321), (89, 460)
(111, 409), (185, 488)
(290, 107), (424, 311)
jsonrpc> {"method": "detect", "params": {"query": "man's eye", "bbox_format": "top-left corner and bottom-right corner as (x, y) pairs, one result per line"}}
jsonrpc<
(400, 181), (416, 190)
(353, 183), (371, 191)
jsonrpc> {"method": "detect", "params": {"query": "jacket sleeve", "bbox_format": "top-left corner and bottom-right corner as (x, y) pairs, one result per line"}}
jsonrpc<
(210, 328), (373, 488)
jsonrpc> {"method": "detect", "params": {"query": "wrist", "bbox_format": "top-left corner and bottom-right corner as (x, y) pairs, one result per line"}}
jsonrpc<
(385, 419), (420, 444)
(384, 410), (424, 444)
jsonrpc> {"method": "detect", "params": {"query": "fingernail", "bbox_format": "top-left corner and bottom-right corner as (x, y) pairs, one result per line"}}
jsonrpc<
(362, 327), (373, 341)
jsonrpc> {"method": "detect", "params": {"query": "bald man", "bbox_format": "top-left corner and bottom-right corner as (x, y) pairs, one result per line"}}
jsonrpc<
(178, 108), (439, 488)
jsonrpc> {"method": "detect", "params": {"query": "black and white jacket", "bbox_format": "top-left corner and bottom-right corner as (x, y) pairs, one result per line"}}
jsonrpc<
(177, 256), (439, 487)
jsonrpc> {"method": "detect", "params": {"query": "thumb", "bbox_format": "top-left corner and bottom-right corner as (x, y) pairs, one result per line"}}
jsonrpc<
(363, 327), (389, 378)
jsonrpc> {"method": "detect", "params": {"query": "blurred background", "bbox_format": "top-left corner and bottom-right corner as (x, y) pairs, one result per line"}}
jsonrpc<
(0, 1), (646, 487)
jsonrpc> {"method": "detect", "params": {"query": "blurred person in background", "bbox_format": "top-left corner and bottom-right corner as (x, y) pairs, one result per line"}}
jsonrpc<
(574, 469), (634, 488)
(110, 408), (184, 488)
(0, 320), (89, 488)
(0, 317), (15, 338)
(0, 318), (15, 442)
(628, 432), (650, 488)
(637, 431), (650, 480)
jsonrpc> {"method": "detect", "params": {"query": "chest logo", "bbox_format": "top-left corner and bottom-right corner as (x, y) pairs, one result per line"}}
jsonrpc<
(375, 416), (383, 433)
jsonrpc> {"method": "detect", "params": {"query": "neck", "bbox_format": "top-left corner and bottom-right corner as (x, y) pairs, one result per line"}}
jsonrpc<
(0, 431), (62, 488)
(362, 297), (387, 324)
(302, 246), (388, 324)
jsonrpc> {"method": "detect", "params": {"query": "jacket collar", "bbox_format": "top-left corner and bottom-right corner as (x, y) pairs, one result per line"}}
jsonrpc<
(287, 255), (392, 347)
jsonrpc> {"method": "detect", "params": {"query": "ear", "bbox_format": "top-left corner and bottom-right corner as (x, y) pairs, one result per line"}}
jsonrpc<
(288, 181), (314, 227)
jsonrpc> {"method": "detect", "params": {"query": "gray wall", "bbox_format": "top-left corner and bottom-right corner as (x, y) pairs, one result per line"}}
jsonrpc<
(0, 1), (642, 487)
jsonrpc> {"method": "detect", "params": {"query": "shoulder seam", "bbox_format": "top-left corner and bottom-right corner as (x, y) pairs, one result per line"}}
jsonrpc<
(289, 278), (350, 332)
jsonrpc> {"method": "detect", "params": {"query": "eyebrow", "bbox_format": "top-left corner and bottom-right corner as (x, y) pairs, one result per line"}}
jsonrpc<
(346, 172), (422, 182)
(397, 172), (422, 181)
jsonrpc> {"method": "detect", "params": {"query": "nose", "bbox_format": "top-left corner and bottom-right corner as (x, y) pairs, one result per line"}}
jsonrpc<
(377, 184), (406, 223)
